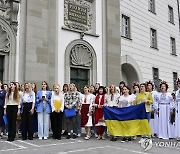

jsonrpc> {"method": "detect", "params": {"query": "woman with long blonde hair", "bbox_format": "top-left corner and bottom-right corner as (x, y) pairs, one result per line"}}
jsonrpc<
(21, 83), (35, 140)
(51, 84), (64, 140)
(4, 82), (20, 142)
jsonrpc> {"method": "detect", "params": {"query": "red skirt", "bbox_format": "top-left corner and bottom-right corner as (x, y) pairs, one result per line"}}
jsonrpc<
(81, 104), (90, 127)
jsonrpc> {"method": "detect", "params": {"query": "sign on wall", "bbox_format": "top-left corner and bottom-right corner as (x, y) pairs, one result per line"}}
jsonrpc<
(64, 0), (92, 31)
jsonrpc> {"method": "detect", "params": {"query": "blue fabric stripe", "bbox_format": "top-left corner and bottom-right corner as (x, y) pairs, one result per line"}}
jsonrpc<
(103, 103), (147, 121)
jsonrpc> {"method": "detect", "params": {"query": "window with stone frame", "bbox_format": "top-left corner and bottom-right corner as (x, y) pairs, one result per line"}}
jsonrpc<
(170, 37), (176, 55)
(148, 0), (155, 13)
(173, 72), (178, 91)
(152, 67), (159, 80)
(121, 14), (130, 39)
(150, 28), (157, 48)
(168, 5), (174, 24)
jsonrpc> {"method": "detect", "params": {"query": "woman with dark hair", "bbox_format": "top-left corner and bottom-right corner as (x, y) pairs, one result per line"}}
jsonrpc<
(146, 80), (159, 137)
(4, 82), (20, 142)
(0, 81), (6, 139)
(119, 81), (126, 96)
(36, 81), (51, 140)
(134, 83), (153, 122)
(119, 86), (133, 142)
(93, 86), (106, 140)
(157, 81), (175, 139)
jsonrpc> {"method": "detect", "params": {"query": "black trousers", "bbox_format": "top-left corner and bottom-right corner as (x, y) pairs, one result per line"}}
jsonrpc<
(6, 105), (18, 140)
(21, 103), (34, 139)
(52, 111), (63, 139)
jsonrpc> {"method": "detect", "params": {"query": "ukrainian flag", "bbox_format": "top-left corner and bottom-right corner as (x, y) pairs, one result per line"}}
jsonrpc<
(103, 103), (151, 136)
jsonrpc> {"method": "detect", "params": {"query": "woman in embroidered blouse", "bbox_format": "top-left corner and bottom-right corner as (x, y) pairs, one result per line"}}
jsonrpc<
(4, 82), (20, 142)
(93, 86), (106, 140)
(80, 85), (95, 140)
(36, 81), (51, 140)
(51, 84), (64, 140)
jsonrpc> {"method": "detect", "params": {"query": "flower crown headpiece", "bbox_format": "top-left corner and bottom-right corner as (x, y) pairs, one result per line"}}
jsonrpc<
(132, 82), (140, 88)
(146, 80), (154, 86)
(160, 80), (168, 86)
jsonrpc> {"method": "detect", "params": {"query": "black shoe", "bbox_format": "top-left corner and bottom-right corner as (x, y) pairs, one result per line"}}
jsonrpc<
(128, 137), (132, 142)
(7, 138), (10, 141)
(113, 137), (117, 142)
(121, 137), (126, 143)
(28, 137), (33, 140)
(58, 137), (61, 140)
(66, 135), (71, 139)
(72, 134), (77, 139)
(22, 137), (27, 140)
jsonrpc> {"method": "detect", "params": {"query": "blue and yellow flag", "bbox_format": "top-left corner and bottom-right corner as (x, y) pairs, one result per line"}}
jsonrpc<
(103, 103), (151, 136)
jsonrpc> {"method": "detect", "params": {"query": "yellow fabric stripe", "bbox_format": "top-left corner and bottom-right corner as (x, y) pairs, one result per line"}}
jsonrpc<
(105, 119), (152, 136)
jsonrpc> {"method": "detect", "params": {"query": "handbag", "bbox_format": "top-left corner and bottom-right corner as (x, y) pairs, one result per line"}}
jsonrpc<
(65, 108), (76, 118)
(3, 115), (8, 125)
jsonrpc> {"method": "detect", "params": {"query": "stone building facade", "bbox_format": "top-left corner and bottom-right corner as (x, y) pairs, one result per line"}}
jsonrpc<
(0, 0), (180, 91)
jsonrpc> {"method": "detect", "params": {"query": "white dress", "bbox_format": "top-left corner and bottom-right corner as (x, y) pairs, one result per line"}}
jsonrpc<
(175, 90), (180, 138)
(157, 92), (175, 139)
(149, 91), (159, 136)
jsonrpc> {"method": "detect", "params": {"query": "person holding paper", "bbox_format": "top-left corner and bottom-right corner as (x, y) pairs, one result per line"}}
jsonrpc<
(51, 84), (64, 140)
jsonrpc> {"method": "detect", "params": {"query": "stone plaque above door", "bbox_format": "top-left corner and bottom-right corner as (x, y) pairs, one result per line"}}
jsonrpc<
(64, 0), (93, 32)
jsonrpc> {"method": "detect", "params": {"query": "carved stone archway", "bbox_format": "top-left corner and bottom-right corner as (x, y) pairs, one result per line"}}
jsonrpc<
(0, 16), (16, 83)
(65, 39), (97, 84)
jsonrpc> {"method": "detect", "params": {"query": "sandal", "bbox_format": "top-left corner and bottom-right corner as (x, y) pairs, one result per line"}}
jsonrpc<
(84, 136), (90, 140)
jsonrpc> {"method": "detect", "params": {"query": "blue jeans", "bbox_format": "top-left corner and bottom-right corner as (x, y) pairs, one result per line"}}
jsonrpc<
(146, 112), (151, 122)
(38, 112), (50, 138)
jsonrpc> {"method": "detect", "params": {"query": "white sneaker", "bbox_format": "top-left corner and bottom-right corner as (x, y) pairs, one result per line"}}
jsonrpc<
(44, 137), (48, 140)
(39, 137), (42, 140)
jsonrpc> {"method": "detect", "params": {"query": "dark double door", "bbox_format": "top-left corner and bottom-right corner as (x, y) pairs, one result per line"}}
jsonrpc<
(70, 67), (89, 93)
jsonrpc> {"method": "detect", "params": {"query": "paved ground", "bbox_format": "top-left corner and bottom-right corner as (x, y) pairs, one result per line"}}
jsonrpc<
(0, 135), (180, 154)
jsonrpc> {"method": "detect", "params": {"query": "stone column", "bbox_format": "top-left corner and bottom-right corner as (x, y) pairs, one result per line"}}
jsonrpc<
(105, 0), (121, 86)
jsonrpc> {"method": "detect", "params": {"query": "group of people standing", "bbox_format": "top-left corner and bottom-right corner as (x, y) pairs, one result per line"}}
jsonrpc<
(0, 79), (180, 143)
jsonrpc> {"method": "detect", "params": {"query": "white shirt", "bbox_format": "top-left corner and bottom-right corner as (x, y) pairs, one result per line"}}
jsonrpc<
(21, 92), (35, 104)
(119, 95), (133, 107)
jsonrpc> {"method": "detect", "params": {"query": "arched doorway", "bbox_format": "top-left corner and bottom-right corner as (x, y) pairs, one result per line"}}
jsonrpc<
(0, 17), (16, 83)
(121, 55), (143, 87)
(65, 39), (97, 92)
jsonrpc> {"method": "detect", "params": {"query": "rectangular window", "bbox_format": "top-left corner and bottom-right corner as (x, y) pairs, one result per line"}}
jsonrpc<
(150, 28), (157, 48)
(148, 0), (155, 13)
(152, 67), (159, 80)
(168, 6), (174, 24)
(173, 72), (178, 90)
(170, 37), (176, 55)
(122, 15), (130, 39)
